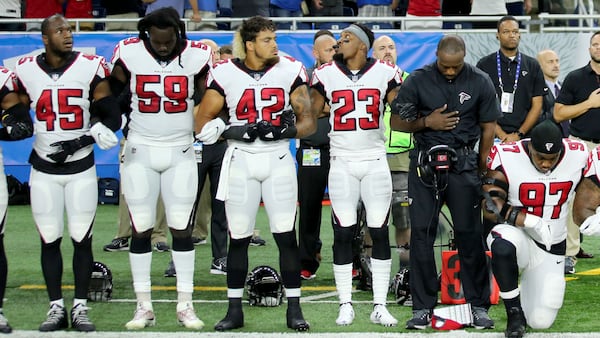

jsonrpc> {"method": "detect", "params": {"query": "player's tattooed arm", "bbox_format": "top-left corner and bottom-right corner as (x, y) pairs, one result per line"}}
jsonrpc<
(290, 84), (316, 139)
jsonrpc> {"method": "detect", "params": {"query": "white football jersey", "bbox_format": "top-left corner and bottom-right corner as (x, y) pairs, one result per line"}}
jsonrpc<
(311, 59), (402, 159)
(583, 145), (600, 181)
(207, 56), (308, 152)
(15, 52), (109, 161)
(488, 139), (588, 243)
(111, 38), (212, 146)
(0, 66), (17, 96)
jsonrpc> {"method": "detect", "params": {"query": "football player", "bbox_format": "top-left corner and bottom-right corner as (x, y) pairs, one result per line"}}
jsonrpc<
(484, 120), (588, 338)
(109, 7), (212, 330)
(310, 24), (402, 327)
(573, 145), (600, 242)
(14, 14), (120, 332)
(0, 66), (34, 333)
(194, 16), (315, 332)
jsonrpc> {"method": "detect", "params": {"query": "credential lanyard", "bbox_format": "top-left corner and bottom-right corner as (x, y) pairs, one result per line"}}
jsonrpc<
(496, 51), (521, 93)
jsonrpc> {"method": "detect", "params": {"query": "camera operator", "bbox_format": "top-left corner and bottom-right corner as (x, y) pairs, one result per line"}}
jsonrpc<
(390, 35), (501, 330)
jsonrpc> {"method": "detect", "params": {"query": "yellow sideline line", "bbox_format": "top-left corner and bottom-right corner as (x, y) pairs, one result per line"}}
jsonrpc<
(19, 285), (337, 291)
(574, 267), (600, 276)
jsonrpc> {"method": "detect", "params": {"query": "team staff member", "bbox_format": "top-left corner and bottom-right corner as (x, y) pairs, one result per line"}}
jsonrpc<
(476, 16), (545, 142)
(15, 14), (120, 332)
(372, 35), (412, 271)
(485, 121), (588, 338)
(0, 66), (34, 333)
(195, 16), (313, 332)
(311, 23), (401, 327)
(298, 30), (337, 280)
(390, 35), (499, 330)
(110, 7), (211, 330)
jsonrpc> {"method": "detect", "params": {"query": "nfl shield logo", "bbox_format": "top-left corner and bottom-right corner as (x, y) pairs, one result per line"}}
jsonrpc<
(253, 73), (261, 81)
(51, 73), (59, 81)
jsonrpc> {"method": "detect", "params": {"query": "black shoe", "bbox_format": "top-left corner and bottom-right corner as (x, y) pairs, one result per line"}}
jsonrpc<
(0, 311), (12, 333)
(249, 235), (266, 246)
(286, 299), (309, 331)
(406, 309), (432, 330)
(214, 306), (244, 331)
(70, 304), (95, 332)
(472, 306), (494, 329)
(39, 304), (68, 332)
(505, 307), (526, 338)
(103, 237), (129, 252)
(210, 257), (227, 275)
(192, 237), (207, 245)
(164, 260), (176, 277)
(153, 241), (170, 252)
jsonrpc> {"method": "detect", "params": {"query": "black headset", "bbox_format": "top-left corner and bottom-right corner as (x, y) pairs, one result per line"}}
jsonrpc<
(417, 145), (458, 184)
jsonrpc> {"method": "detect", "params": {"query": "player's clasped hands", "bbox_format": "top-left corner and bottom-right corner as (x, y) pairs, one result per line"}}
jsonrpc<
(580, 206), (600, 236)
(425, 104), (460, 131)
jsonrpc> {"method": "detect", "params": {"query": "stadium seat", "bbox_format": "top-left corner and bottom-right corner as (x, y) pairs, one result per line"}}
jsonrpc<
(343, 6), (355, 17)
(217, 7), (233, 30)
(364, 22), (393, 30)
(316, 22), (351, 30)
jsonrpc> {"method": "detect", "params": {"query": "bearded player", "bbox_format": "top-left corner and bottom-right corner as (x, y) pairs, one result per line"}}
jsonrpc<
(310, 23), (402, 327)
(109, 7), (212, 330)
(15, 14), (120, 332)
(195, 16), (315, 332)
(483, 120), (587, 338)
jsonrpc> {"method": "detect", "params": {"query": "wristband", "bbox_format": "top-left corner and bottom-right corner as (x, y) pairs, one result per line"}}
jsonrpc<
(506, 207), (521, 226)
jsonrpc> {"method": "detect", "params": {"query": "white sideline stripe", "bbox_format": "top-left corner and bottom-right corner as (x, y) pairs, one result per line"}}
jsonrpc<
(5, 331), (600, 337)
(108, 298), (373, 304)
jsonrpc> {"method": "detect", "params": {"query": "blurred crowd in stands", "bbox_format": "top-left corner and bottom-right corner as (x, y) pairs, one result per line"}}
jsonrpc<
(0, 0), (573, 32)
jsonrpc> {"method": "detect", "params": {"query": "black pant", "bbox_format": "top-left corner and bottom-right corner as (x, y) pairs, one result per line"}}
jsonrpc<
(407, 154), (491, 310)
(197, 141), (228, 259)
(296, 143), (330, 274)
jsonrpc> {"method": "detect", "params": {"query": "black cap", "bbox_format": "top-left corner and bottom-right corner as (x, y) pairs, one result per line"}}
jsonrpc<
(530, 120), (564, 154)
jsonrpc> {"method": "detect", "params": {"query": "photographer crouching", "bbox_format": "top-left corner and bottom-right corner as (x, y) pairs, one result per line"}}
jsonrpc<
(390, 35), (501, 330)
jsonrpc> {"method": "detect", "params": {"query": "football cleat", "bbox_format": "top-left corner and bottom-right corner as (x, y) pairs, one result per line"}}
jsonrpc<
(370, 304), (398, 327)
(335, 302), (354, 326)
(39, 304), (68, 332)
(0, 311), (11, 333)
(176, 302), (204, 329)
(125, 303), (155, 330)
(70, 304), (95, 332)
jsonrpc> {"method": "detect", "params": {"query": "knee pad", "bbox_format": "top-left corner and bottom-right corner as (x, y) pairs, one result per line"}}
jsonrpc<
(332, 223), (354, 265)
(391, 190), (410, 229)
(369, 226), (391, 260)
(490, 237), (517, 259)
(130, 230), (152, 253)
(172, 234), (193, 251)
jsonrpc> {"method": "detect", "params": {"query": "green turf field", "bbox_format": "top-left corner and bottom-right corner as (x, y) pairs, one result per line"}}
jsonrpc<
(3, 204), (600, 334)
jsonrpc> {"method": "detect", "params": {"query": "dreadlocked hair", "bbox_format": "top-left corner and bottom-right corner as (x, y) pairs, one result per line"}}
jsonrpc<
(232, 16), (276, 60)
(137, 7), (187, 66)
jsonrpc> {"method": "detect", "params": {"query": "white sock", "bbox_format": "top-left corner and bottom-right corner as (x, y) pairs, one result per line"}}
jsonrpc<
(333, 263), (353, 304)
(50, 299), (64, 308)
(129, 252), (152, 294)
(227, 288), (244, 298)
(172, 250), (195, 294)
(371, 258), (392, 305)
(73, 298), (87, 308)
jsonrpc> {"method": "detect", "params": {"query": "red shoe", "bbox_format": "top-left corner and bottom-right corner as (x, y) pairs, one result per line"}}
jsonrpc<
(352, 269), (360, 280)
(300, 270), (316, 280)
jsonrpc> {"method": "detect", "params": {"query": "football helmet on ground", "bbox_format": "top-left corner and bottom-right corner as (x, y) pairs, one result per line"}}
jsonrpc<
(87, 261), (112, 302)
(246, 265), (284, 307)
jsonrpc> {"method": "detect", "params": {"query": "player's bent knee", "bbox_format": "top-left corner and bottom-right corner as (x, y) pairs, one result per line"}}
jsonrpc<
(526, 273), (564, 329)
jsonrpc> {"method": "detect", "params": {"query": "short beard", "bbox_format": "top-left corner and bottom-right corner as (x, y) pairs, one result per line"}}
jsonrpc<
(265, 55), (280, 67)
(592, 55), (600, 64)
(333, 53), (344, 63)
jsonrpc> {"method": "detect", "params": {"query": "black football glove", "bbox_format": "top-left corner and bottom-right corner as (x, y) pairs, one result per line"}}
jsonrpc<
(47, 138), (85, 163)
(2, 114), (33, 140)
(391, 97), (419, 122)
(257, 120), (284, 141)
(222, 123), (258, 142)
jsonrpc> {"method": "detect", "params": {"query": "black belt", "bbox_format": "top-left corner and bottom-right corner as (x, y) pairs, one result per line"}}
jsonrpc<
(300, 141), (329, 149)
(574, 135), (600, 144)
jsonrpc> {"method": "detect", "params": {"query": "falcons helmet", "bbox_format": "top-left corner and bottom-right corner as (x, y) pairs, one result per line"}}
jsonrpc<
(246, 265), (284, 307)
(87, 261), (113, 302)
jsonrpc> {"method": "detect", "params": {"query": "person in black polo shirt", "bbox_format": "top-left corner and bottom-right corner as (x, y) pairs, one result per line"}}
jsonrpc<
(554, 31), (600, 147)
(298, 30), (337, 280)
(390, 34), (500, 330)
(476, 15), (545, 142)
